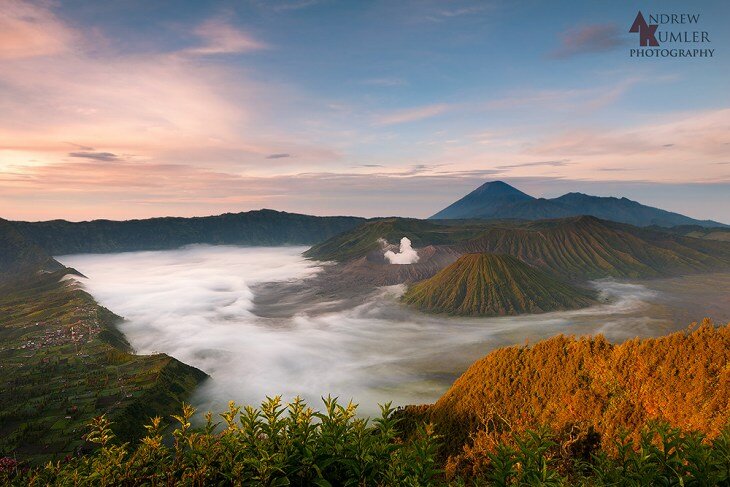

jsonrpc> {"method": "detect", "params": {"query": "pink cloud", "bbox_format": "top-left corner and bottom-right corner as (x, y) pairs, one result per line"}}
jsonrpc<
(375, 103), (453, 125)
(0, 0), (75, 59)
(485, 78), (644, 112)
(0, 3), (342, 180)
(186, 18), (268, 55)
(531, 109), (730, 158)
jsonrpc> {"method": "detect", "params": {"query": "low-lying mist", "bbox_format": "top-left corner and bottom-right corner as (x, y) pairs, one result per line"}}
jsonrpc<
(58, 246), (726, 416)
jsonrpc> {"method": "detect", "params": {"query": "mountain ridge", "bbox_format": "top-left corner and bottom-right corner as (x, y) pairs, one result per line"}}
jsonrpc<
(0, 218), (64, 280)
(10, 209), (365, 255)
(430, 181), (727, 228)
(306, 215), (730, 281)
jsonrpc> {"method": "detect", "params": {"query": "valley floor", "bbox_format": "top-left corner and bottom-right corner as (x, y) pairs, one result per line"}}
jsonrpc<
(6, 244), (729, 466)
(60, 247), (730, 417)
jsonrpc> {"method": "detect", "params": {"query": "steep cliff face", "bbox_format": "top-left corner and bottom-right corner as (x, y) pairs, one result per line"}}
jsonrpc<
(0, 219), (63, 281)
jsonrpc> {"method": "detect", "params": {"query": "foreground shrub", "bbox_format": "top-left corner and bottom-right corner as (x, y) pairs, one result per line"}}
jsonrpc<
(587, 422), (730, 486)
(1, 398), (728, 486)
(5, 396), (441, 486)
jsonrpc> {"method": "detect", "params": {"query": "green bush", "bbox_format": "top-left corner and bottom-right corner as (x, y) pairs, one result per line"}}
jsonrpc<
(1, 398), (728, 486)
(4, 396), (441, 486)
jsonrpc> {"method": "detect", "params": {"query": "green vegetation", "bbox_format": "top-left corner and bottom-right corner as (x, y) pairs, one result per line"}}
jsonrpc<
(402, 253), (596, 316)
(2, 399), (728, 486)
(2, 397), (444, 486)
(11, 209), (365, 255)
(306, 215), (730, 280)
(0, 271), (206, 464)
(1, 316), (728, 484)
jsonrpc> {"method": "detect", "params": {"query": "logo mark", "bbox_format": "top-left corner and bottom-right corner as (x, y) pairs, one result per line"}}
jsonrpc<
(629, 11), (659, 46)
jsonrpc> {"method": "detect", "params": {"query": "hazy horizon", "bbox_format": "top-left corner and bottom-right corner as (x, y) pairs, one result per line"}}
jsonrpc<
(8, 178), (730, 224)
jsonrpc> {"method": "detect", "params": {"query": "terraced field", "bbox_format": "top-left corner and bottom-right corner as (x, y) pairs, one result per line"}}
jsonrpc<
(0, 271), (206, 464)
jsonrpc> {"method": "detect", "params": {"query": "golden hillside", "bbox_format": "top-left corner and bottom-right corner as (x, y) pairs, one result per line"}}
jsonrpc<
(413, 320), (730, 475)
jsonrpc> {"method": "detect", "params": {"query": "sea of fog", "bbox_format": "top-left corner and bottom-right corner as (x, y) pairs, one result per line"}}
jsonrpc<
(58, 246), (730, 416)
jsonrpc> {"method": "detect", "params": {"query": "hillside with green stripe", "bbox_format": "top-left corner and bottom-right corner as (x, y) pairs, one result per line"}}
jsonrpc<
(306, 216), (730, 281)
(402, 253), (596, 316)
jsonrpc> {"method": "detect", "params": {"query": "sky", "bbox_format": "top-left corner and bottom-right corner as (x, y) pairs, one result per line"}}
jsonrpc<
(1, 0), (729, 222)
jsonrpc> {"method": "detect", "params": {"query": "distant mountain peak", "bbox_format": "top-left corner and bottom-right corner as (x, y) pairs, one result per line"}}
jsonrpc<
(473, 180), (526, 194)
(474, 180), (516, 190)
(430, 180), (534, 220)
(430, 182), (727, 228)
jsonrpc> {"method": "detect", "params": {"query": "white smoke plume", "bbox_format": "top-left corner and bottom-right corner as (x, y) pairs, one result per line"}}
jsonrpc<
(384, 237), (420, 264)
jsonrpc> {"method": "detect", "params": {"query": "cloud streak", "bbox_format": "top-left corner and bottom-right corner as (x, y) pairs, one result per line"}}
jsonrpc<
(69, 151), (121, 162)
(185, 18), (268, 55)
(484, 77), (644, 112)
(530, 108), (730, 158)
(375, 103), (453, 125)
(551, 23), (626, 58)
(496, 160), (570, 170)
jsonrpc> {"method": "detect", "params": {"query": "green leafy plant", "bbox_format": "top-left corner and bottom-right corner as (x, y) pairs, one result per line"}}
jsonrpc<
(2, 401), (728, 486)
